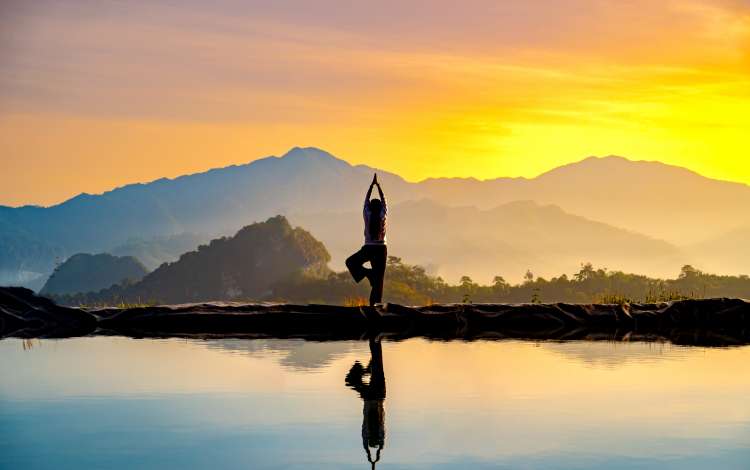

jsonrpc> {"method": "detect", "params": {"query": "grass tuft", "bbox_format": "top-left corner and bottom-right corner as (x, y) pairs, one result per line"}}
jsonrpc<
(344, 296), (369, 307)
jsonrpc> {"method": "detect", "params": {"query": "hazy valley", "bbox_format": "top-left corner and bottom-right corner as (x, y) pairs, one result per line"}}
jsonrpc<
(1, 147), (748, 290)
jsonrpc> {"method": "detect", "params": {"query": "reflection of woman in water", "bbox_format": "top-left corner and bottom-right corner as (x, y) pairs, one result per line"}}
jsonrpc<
(346, 174), (388, 306)
(345, 338), (386, 468)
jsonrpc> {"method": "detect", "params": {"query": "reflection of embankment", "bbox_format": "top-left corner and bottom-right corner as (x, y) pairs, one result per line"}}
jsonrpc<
(2, 287), (750, 347)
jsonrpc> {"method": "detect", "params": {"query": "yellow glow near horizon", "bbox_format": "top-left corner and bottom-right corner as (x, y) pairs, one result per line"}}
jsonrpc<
(0, 0), (749, 206)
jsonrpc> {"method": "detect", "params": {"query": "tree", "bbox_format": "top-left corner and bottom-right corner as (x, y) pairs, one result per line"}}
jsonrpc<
(492, 275), (509, 293)
(574, 263), (595, 282)
(460, 276), (477, 290)
(679, 264), (701, 279)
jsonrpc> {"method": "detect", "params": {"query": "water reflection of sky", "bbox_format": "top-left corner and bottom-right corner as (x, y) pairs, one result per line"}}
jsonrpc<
(1, 337), (748, 469)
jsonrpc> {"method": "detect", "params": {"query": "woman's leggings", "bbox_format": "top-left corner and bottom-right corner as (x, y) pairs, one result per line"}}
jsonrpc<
(346, 244), (387, 306)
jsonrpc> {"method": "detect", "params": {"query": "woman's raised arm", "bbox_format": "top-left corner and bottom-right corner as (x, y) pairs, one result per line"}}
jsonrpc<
(375, 182), (385, 212)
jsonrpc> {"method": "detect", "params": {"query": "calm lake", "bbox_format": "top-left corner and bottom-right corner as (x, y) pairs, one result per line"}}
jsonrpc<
(1, 337), (748, 469)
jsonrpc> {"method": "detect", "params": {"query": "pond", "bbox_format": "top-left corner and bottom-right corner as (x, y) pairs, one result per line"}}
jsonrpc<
(1, 337), (748, 469)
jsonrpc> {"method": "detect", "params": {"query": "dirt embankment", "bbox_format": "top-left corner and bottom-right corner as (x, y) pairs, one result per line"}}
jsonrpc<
(1, 287), (748, 346)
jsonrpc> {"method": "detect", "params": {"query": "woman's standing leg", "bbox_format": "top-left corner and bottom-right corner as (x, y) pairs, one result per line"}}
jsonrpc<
(368, 245), (387, 306)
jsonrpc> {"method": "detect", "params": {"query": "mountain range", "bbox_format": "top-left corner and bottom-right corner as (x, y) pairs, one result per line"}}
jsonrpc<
(290, 199), (683, 283)
(418, 156), (750, 244)
(1, 146), (748, 287)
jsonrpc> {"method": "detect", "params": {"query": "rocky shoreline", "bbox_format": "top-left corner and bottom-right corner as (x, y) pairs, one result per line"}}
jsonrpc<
(1, 287), (748, 346)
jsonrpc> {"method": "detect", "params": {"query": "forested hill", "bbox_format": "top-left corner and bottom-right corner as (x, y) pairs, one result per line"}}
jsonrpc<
(55, 216), (331, 304)
(41, 253), (147, 296)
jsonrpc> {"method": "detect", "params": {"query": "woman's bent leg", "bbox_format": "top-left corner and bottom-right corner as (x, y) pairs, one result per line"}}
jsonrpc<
(346, 247), (370, 283)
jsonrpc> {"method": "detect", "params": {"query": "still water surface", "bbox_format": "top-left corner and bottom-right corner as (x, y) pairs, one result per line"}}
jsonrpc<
(1, 337), (749, 469)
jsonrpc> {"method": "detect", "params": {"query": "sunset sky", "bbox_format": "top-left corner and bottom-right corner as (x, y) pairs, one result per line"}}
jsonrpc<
(1, 0), (749, 206)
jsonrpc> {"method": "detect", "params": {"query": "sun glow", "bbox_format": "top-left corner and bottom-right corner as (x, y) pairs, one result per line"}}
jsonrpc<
(1, 0), (749, 205)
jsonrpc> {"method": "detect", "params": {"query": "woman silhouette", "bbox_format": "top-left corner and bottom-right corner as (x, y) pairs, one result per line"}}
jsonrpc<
(345, 338), (386, 469)
(346, 174), (388, 306)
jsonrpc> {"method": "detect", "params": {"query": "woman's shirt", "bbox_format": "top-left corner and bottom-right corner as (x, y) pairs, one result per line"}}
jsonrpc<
(363, 199), (387, 245)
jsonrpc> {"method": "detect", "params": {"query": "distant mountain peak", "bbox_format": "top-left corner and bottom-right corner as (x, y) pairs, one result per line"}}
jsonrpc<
(575, 155), (634, 166)
(536, 154), (706, 180)
(68, 192), (94, 201)
(281, 146), (340, 161)
(272, 146), (358, 173)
